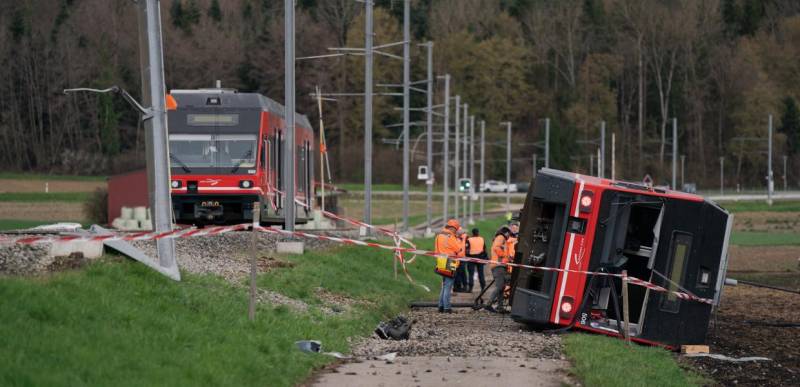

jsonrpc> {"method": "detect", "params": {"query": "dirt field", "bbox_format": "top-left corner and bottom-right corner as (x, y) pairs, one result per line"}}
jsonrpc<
(0, 202), (84, 222)
(0, 179), (104, 193)
(733, 211), (800, 233)
(728, 245), (800, 273)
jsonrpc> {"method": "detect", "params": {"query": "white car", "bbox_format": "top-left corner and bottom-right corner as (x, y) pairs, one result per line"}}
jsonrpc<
(479, 180), (517, 193)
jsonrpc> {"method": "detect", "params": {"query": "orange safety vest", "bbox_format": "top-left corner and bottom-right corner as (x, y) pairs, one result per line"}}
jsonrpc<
(434, 230), (461, 277)
(490, 234), (508, 268)
(505, 235), (518, 272)
(467, 236), (485, 256)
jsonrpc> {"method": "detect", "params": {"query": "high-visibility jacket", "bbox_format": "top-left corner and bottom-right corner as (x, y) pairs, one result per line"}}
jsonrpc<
(466, 236), (485, 257)
(490, 234), (508, 268)
(506, 234), (518, 272)
(434, 229), (462, 277)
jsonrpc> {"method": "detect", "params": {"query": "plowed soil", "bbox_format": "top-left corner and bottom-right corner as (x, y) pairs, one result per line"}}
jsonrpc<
(0, 179), (104, 193)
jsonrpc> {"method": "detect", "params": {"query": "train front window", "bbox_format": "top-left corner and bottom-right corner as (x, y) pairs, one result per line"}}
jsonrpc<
(169, 134), (257, 171)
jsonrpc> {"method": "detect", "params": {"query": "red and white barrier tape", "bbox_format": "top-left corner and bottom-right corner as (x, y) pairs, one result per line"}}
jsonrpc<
(2, 221), (712, 305)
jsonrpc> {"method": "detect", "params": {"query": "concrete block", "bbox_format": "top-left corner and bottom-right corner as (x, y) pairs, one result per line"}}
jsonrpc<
(133, 206), (148, 222)
(49, 240), (104, 259)
(120, 207), (133, 220)
(277, 241), (304, 255)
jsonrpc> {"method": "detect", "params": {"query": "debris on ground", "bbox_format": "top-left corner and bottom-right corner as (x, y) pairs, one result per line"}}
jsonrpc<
(295, 340), (350, 359)
(375, 315), (412, 340)
(685, 353), (771, 362)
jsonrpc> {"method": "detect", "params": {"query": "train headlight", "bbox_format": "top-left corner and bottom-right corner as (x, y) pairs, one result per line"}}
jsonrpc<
(579, 191), (594, 213)
(239, 180), (253, 188)
(559, 296), (575, 319)
(171, 180), (182, 188)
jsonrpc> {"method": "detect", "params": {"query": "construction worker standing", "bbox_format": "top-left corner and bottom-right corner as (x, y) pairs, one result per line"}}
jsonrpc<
(435, 219), (464, 313)
(454, 227), (469, 292)
(486, 226), (511, 313)
(465, 228), (487, 292)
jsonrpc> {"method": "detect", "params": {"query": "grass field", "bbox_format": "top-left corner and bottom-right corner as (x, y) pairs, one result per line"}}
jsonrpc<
(0, 219), (60, 231)
(721, 200), (800, 213)
(0, 243), (439, 387)
(0, 172), (105, 181)
(564, 334), (706, 387)
(0, 192), (90, 203)
(730, 231), (800, 246)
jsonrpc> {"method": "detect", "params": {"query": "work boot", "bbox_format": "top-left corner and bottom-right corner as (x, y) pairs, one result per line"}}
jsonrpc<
(484, 305), (497, 313)
(444, 309), (453, 314)
(438, 306), (444, 313)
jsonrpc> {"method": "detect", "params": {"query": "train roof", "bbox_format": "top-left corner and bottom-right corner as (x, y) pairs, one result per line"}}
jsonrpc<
(169, 88), (313, 129)
(538, 168), (705, 203)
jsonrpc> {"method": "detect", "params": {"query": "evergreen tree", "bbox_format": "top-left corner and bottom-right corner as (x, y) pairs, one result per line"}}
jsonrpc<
(721, 0), (740, 36)
(739, 0), (763, 36)
(170, 0), (185, 30)
(208, 0), (222, 23)
(780, 97), (800, 155)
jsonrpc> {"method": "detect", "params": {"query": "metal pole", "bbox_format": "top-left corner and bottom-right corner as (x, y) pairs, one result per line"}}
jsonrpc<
(424, 42), (433, 236)
(469, 115), (475, 225)
(784, 155), (788, 191)
(533, 153), (537, 178)
(454, 95), (460, 220)
(284, 0), (296, 231)
(316, 87), (325, 213)
(480, 120), (485, 220)
(137, 0), (178, 279)
(249, 201), (260, 321)
(600, 121), (606, 178)
(590, 154), (594, 176)
(680, 154), (686, 189)
(672, 118), (677, 191)
(611, 132), (616, 180)
(441, 75), (450, 224)
(462, 104), (469, 224)
(720, 157), (724, 195)
(363, 0), (374, 228)
(505, 122), (511, 213)
(401, 0), (410, 232)
(768, 114), (774, 206)
(545, 118), (550, 169)
(597, 148), (601, 177)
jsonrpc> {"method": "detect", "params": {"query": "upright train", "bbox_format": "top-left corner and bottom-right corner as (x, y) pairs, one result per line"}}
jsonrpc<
(166, 87), (314, 226)
(509, 169), (732, 348)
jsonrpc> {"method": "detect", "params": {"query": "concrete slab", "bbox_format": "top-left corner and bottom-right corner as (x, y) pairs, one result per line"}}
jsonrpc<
(49, 240), (104, 259)
(277, 241), (304, 255)
(312, 356), (569, 387)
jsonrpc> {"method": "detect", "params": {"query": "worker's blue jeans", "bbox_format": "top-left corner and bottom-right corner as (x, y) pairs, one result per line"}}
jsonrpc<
(438, 276), (455, 310)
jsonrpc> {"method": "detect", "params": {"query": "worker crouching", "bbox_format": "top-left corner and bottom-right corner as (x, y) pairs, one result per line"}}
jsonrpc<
(435, 219), (465, 313)
(486, 226), (511, 313)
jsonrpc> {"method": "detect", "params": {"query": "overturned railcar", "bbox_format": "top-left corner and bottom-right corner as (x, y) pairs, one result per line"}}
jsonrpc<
(509, 169), (733, 348)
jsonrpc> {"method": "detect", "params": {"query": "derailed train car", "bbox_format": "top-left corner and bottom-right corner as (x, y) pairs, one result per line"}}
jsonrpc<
(509, 169), (733, 348)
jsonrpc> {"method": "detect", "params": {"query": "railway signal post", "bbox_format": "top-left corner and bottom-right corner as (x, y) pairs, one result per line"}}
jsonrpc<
(364, 0), (375, 229)
(401, 0), (411, 232)
(480, 120), (485, 220)
(424, 42), (434, 236)
(439, 74), (451, 224)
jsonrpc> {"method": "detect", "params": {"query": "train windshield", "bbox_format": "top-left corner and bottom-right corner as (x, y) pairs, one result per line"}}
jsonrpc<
(169, 134), (257, 171)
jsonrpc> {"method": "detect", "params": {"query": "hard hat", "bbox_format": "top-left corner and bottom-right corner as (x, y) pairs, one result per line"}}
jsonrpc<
(446, 219), (460, 229)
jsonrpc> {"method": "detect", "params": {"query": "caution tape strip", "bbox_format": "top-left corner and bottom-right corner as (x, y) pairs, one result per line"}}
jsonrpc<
(2, 221), (712, 305)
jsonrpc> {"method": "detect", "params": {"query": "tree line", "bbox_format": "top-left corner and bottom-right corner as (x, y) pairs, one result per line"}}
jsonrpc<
(1, 0), (799, 189)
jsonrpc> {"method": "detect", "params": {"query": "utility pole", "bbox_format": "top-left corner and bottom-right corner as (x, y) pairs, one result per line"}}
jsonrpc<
(479, 120), (485, 220)
(401, 0), (410, 232)
(284, 0), (296, 231)
(454, 95), (460, 220)
(136, 0), (178, 279)
(784, 155), (788, 191)
(672, 118), (677, 191)
(680, 155), (686, 189)
(768, 114), (774, 206)
(469, 115), (475, 225)
(532, 153), (537, 178)
(503, 121), (512, 213)
(597, 148), (601, 177)
(545, 118), (550, 169)
(462, 104), (469, 224)
(363, 0), (374, 228)
(611, 132), (616, 181)
(600, 121), (606, 178)
(424, 42), (433, 236)
(440, 75), (450, 224)
(720, 157), (724, 195)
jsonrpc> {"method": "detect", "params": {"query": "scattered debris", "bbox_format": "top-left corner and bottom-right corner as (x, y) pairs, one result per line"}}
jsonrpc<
(685, 353), (771, 362)
(375, 315), (412, 340)
(295, 340), (351, 359)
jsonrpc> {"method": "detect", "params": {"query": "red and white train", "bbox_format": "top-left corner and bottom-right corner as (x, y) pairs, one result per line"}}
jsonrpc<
(166, 88), (314, 225)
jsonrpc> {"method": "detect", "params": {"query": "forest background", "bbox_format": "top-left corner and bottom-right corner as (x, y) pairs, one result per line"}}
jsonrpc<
(2, 0), (800, 189)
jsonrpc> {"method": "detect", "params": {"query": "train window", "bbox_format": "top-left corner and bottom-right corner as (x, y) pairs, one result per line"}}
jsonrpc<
(187, 113), (239, 126)
(260, 138), (267, 168)
(660, 232), (692, 313)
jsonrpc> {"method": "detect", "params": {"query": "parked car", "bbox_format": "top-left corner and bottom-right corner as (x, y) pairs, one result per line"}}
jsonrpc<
(479, 180), (518, 193)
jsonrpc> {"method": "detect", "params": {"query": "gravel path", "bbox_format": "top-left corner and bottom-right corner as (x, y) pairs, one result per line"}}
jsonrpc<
(312, 292), (571, 387)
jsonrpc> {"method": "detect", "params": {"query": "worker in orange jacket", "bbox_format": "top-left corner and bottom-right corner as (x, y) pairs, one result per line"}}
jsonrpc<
(486, 226), (511, 313)
(465, 228), (487, 292)
(506, 222), (519, 273)
(435, 219), (464, 313)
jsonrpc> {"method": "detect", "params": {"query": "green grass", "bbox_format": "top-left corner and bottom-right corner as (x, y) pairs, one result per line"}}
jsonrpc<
(0, 241), (439, 387)
(564, 334), (706, 387)
(730, 231), (800, 246)
(0, 219), (60, 231)
(0, 192), (91, 203)
(731, 272), (800, 289)
(721, 200), (800, 213)
(338, 183), (425, 191)
(0, 172), (106, 181)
